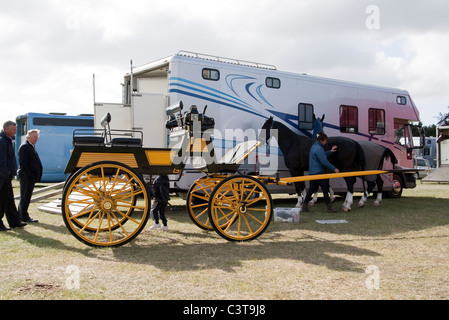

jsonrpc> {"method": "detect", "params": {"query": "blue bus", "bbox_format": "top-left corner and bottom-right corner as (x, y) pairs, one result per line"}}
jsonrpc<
(15, 112), (94, 182)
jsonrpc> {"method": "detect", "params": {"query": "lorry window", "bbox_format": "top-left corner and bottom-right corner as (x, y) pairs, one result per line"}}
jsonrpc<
(368, 108), (385, 135)
(123, 81), (131, 104)
(202, 68), (220, 81)
(298, 103), (314, 130)
(266, 77), (280, 89)
(33, 118), (94, 127)
(396, 96), (407, 105)
(19, 121), (27, 136)
(339, 105), (358, 133)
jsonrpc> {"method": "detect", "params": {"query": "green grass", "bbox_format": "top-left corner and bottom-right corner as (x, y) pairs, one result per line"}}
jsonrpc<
(0, 180), (448, 300)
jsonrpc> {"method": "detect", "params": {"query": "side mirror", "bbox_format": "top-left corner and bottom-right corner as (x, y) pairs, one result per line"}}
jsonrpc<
(412, 125), (425, 149)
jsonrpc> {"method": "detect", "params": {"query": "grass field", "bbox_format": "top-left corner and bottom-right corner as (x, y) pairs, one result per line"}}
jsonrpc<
(0, 180), (448, 300)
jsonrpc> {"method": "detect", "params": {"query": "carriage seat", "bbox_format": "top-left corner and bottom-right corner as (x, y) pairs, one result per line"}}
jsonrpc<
(72, 113), (143, 147)
(221, 140), (261, 165)
(195, 140), (261, 173)
(73, 112), (109, 147)
(73, 135), (105, 147)
(111, 137), (142, 147)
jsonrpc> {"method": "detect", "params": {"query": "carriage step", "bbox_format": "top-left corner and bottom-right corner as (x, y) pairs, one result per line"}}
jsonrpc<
(38, 198), (62, 214)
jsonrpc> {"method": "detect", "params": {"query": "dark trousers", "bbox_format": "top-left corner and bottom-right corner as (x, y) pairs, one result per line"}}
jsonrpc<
(304, 179), (332, 205)
(0, 178), (22, 227)
(153, 200), (167, 226)
(19, 174), (36, 221)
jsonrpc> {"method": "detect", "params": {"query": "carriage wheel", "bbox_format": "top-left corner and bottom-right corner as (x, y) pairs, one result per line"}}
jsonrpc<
(63, 168), (138, 232)
(186, 174), (230, 230)
(208, 175), (272, 241)
(186, 176), (218, 230)
(62, 161), (150, 247)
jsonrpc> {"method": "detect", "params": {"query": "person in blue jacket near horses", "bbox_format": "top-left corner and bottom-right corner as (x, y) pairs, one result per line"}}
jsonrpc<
(302, 132), (340, 213)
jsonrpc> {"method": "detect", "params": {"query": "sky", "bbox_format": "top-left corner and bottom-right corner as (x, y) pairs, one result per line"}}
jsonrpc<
(1, 0), (449, 128)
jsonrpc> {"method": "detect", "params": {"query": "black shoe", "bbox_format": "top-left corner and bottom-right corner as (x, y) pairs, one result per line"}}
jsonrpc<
(10, 222), (27, 228)
(24, 218), (39, 223)
(0, 225), (12, 231)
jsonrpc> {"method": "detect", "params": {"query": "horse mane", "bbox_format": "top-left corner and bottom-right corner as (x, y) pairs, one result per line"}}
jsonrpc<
(271, 120), (312, 155)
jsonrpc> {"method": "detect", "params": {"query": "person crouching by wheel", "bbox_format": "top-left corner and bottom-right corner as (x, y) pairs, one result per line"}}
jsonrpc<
(150, 175), (170, 230)
(302, 132), (340, 213)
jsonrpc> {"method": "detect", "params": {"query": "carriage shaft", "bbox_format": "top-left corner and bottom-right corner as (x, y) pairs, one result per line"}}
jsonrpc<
(279, 170), (388, 184)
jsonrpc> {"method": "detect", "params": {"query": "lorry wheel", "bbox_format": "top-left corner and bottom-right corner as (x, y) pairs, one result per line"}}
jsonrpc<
(387, 174), (403, 198)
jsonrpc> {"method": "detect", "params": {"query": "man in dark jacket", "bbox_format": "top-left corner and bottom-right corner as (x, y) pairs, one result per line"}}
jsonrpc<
(149, 175), (170, 230)
(302, 132), (340, 213)
(18, 129), (43, 223)
(0, 121), (27, 231)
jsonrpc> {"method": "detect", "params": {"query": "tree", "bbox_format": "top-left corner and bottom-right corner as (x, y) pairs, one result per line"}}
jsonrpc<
(437, 107), (449, 126)
(412, 122), (436, 137)
(424, 124), (437, 137)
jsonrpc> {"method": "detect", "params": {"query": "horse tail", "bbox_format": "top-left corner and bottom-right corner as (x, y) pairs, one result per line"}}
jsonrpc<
(379, 147), (398, 168)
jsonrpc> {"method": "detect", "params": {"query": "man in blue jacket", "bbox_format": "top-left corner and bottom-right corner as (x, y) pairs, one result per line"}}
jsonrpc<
(302, 132), (340, 213)
(0, 121), (27, 231)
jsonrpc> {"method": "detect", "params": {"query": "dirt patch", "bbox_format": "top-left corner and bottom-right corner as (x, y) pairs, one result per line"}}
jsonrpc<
(15, 282), (61, 294)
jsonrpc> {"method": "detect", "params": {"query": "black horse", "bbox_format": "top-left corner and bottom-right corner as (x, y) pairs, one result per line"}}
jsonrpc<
(261, 116), (365, 210)
(312, 115), (398, 208)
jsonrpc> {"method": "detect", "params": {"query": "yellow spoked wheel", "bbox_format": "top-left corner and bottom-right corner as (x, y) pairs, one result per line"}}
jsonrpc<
(186, 174), (230, 230)
(208, 175), (272, 241)
(62, 161), (150, 247)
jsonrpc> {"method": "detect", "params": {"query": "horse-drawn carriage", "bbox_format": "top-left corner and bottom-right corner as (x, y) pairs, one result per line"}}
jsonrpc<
(61, 102), (386, 247)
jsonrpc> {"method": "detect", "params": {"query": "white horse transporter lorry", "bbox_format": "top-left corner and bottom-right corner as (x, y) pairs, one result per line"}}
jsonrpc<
(93, 50), (423, 198)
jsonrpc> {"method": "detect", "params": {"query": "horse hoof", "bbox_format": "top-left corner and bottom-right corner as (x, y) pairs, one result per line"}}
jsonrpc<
(342, 206), (351, 212)
(373, 201), (380, 207)
(309, 201), (315, 207)
(358, 202), (365, 207)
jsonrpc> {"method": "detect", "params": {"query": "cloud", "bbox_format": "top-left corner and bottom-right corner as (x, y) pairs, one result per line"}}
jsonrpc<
(1, 0), (448, 127)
